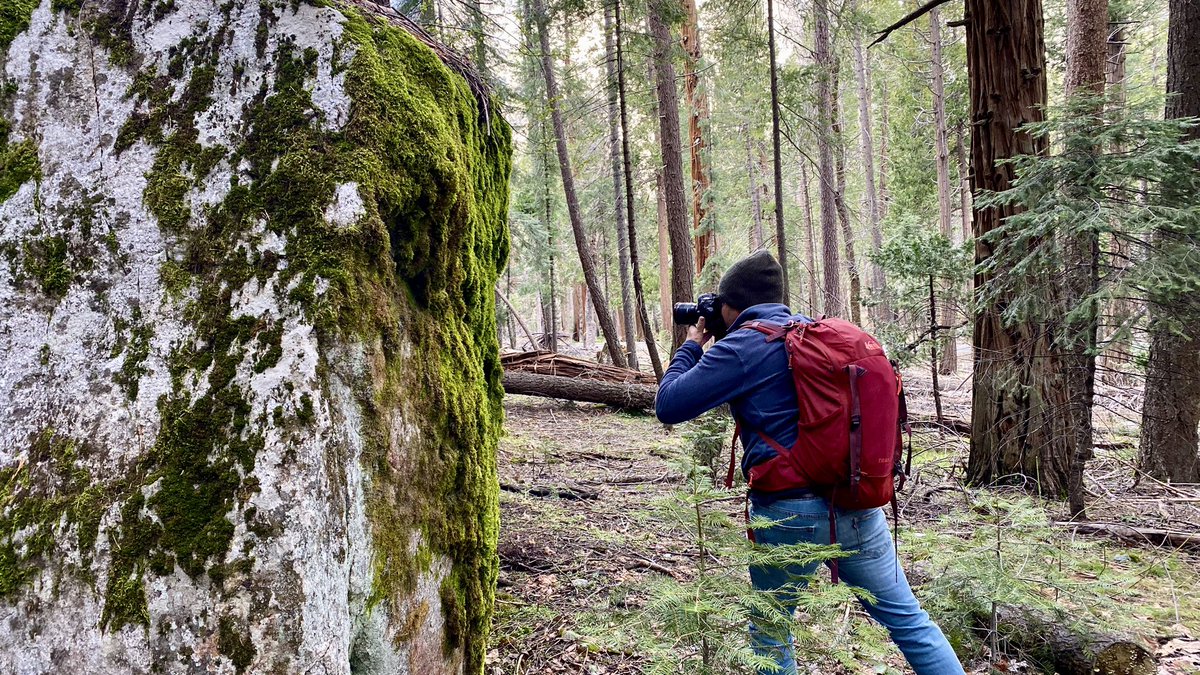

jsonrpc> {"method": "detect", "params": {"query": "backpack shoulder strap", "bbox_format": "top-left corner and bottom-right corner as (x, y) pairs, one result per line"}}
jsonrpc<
(739, 319), (799, 343)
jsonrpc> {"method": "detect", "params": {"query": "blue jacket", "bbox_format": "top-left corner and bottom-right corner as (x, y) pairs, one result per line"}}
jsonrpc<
(655, 303), (812, 499)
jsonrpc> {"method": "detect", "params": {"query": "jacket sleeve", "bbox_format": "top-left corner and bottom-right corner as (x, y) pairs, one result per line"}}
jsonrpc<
(654, 339), (747, 425)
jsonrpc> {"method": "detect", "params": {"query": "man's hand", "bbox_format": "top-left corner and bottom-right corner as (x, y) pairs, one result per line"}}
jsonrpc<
(686, 317), (713, 346)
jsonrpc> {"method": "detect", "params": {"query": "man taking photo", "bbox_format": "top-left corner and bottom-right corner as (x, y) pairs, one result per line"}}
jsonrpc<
(655, 250), (963, 675)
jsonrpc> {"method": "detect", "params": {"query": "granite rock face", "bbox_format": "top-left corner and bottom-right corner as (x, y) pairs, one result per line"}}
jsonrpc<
(0, 1), (510, 673)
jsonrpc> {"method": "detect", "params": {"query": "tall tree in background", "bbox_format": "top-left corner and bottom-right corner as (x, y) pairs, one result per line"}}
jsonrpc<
(801, 161), (820, 314)
(745, 125), (766, 250)
(832, 70), (863, 325)
(532, 0), (627, 367)
(1098, 15), (1132, 385)
(1062, 0), (1108, 517)
(615, 0), (664, 379)
(683, 0), (716, 280)
(767, 0), (789, 300)
(815, 0), (843, 316)
(879, 77), (891, 220)
(851, 2), (888, 325)
(1139, 0), (1200, 482)
(966, 0), (1076, 496)
(649, 0), (696, 350)
(605, 5), (640, 370)
(931, 5), (957, 375)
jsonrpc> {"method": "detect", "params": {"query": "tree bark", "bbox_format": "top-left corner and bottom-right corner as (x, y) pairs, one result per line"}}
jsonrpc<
(1139, 0), (1200, 483)
(682, 0), (715, 280)
(614, 0), (664, 380)
(832, 68), (862, 326)
(532, 0), (627, 367)
(647, 52), (673, 336)
(605, 5), (639, 370)
(648, 1), (695, 350)
(657, 172), (672, 332)
(1098, 21), (1132, 386)
(1062, 0), (1108, 518)
(801, 161), (820, 315)
(955, 121), (971, 245)
(965, 0), (1076, 497)
(746, 124), (765, 251)
(539, 120), (559, 353)
(931, 6), (957, 375)
(815, 0), (843, 317)
(852, 0), (888, 325)
(767, 0), (789, 300)
(879, 77), (891, 221)
(502, 371), (657, 410)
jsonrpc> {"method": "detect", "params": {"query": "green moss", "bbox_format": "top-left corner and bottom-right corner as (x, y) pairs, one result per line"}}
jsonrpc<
(0, 430), (103, 600)
(21, 234), (72, 298)
(0, 0), (37, 53)
(336, 9), (510, 670)
(51, 0), (84, 16)
(296, 393), (315, 425)
(219, 616), (257, 673)
(112, 307), (154, 400)
(0, 139), (39, 202)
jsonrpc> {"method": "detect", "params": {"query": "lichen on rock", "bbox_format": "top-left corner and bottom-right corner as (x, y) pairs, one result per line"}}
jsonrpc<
(0, 1), (510, 673)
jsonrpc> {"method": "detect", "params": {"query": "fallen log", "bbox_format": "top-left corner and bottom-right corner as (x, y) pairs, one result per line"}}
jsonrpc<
(501, 350), (657, 385)
(502, 371), (656, 410)
(1055, 521), (1200, 551)
(973, 603), (1155, 675)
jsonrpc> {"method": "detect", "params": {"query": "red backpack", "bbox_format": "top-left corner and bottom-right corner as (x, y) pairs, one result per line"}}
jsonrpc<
(724, 318), (912, 580)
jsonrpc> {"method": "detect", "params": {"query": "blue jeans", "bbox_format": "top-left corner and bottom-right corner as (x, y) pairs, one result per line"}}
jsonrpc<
(748, 496), (964, 675)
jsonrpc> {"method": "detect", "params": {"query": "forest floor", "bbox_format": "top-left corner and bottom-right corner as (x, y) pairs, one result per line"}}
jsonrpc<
(486, 351), (1200, 675)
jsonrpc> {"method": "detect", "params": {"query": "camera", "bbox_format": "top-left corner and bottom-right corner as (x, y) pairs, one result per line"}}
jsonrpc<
(672, 293), (728, 338)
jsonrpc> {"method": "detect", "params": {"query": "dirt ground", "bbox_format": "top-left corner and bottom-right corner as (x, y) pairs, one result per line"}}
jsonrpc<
(487, 354), (1200, 675)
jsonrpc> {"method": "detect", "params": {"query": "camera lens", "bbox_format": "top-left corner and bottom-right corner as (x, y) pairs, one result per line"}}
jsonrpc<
(673, 302), (700, 326)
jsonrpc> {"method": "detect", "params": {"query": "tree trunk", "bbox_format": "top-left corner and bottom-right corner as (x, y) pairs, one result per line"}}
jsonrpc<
(505, 266), (518, 348)
(1098, 21), (1132, 386)
(0, 2), (510, 672)
(539, 120), (559, 353)
(1062, 0), (1108, 518)
(965, 0), (1076, 497)
(746, 124), (765, 250)
(955, 121), (972, 367)
(648, 1), (695, 351)
(801, 161), (820, 315)
(931, 6), (957, 375)
(852, 0), (888, 325)
(657, 172), (672, 332)
(832, 68), (862, 326)
(815, 0), (843, 317)
(682, 0), (715, 280)
(930, 276), (945, 424)
(614, 0), (664, 380)
(767, 0), (789, 301)
(647, 52), (673, 336)
(532, 0), (627, 367)
(605, 5), (640, 370)
(956, 121), (972, 245)
(1139, 0), (1200, 483)
(879, 77), (891, 221)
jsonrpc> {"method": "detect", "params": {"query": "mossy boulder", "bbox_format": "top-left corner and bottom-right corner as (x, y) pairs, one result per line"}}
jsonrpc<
(0, 1), (509, 673)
